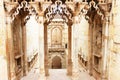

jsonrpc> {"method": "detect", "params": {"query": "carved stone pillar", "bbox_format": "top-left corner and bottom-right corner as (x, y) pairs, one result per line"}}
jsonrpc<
(44, 23), (49, 76)
(22, 24), (28, 76)
(88, 23), (93, 76)
(102, 14), (110, 80)
(96, 3), (112, 80)
(67, 24), (72, 76)
(6, 16), (16, 80)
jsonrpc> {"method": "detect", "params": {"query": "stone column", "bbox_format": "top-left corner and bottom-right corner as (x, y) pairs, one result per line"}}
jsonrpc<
(22, 24), (28, 76)
(72, 16), (80, 79)
(6, 16), (16, 80)
(88, 23), (93, 75)
(67, 24), (72, 76)
(44, 23), (49, 76)
(102, 14), (110, 80)
(37, 16), (45, 74)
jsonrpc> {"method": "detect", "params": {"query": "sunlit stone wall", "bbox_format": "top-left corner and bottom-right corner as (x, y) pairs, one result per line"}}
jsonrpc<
(72, 16), (89, 71)
(73, 16), (89, 61)
(26, 16), (39, 62)
(0, 0), (8, 80)
(109, 0), (120, 80)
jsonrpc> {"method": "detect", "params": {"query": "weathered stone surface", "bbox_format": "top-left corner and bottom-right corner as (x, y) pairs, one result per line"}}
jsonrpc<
(1, 0), (120, 80)
(0, 0), (8, 80)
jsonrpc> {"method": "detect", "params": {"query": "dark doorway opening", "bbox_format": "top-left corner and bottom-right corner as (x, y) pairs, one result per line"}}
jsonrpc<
(52, 56), (62, 69)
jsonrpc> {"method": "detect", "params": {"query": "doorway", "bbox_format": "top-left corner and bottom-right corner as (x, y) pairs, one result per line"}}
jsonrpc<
(52, 56), (62, 69)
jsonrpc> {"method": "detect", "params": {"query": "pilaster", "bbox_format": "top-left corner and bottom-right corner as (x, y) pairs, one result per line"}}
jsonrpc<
(101, 14), (110, 80)
(67, 24), (73, 76)
(6, 16), (16, 80)
(44, 23), (49, 76)
(22, 23), (28, 76)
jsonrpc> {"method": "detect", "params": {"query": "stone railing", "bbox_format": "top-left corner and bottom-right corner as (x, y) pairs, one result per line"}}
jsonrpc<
(78, 54), (88, 69)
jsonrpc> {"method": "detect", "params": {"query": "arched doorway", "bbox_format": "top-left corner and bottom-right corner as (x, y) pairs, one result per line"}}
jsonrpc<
(52, 56), (62, 69)
(44, 0), (73, 76)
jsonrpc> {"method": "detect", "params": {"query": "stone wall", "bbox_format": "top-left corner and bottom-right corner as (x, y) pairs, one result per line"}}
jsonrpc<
(0, 0), (8, 80)
(72, 16), (89, 75)
(26, 16), (39, 61)
(26, 15), (40, 70)
(109, 1), (120, 80)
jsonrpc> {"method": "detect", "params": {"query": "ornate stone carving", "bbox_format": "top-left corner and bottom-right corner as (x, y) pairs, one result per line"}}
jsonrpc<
(4, 1), (42, 24)
(76, 0), (112, 22)
(12, 1), (37, 21)
(44, 0), (73, 24)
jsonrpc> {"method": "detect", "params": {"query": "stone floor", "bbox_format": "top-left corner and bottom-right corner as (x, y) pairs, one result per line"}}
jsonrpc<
(21, 58), (95, 80)
(21, 64), (96, 80)
(46, 69), (71, 80)
(0, 56), (8, 80)
(21, 67), (40, 80)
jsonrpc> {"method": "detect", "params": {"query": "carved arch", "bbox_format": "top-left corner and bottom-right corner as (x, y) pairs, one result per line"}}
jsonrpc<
(75, 0), (112, 23)
(4, 1), (42, 23)
(52, 56), (62, 69)
(44, 0), (73, 25)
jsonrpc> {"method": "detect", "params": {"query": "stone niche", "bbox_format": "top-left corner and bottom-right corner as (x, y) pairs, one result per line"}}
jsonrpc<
(15, 55), (22, 73)
(93, 15), (102, 73)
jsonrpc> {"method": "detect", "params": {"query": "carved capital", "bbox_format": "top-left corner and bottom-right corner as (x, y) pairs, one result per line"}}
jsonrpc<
(98, 3), (112, 16)
(67, 20), (73, 26)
